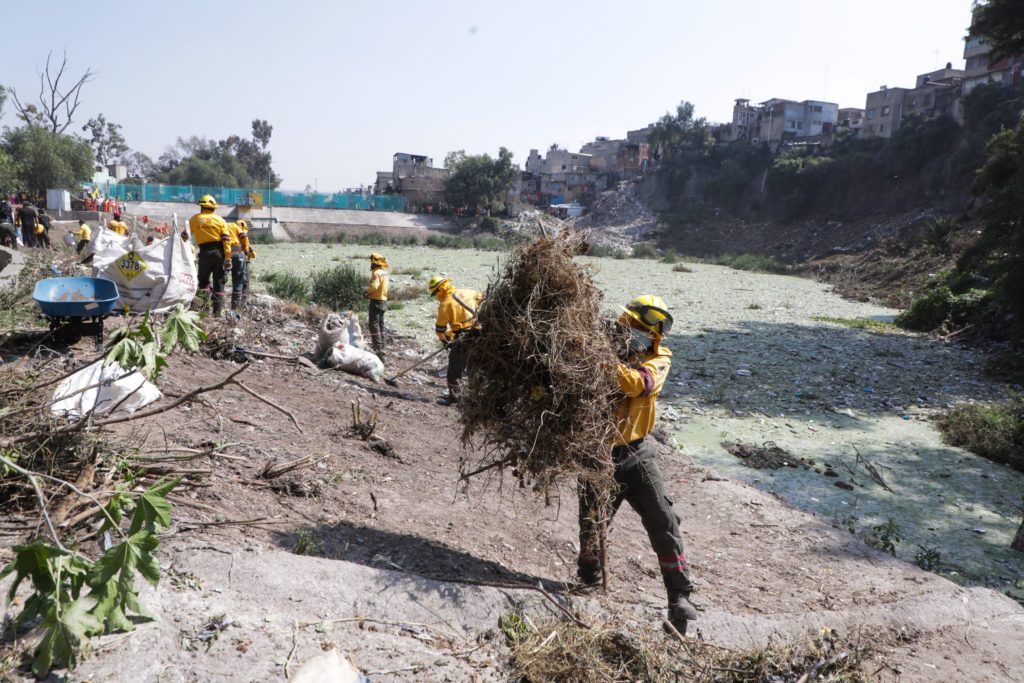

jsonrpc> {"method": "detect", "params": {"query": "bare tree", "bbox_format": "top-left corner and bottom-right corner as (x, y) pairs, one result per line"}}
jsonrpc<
(9, 51), (95, 134)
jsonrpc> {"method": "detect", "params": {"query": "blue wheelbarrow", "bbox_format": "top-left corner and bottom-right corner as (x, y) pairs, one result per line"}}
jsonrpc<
(33, 277), (120, 348)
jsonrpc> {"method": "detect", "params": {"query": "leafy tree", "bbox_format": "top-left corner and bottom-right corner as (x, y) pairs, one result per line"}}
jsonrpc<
(891, 114), (959, 173)
(7, 51), (95, 134)
(3, 126), (93, 193)
(122, 151), (158, 183)
(964, 114), (1024, 326)
(971, 0), (1024, 59)
(252, 119), (273, 150)
(0, 148), (19, 193)
(157, 124), (279, 187)
(81, 114), (129, 165)
(647, 101), (712, 193)
(164, 155), (250, 187)
(444, 147), (517, 213)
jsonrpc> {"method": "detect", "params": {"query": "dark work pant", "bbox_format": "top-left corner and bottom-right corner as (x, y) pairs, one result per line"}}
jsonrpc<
(230, 253), (247, 309)
(447, 335), (467, 397)
(36, 230), (50, 248)
(368, 299), (387, 354)
(76, 239), (89, 255)
(22, 228), (35, 248)
(197, 245), (226, 315)
(578, 438), (693, 599)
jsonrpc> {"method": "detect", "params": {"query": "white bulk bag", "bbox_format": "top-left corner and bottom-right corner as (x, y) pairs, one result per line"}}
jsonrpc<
(91, 227), (198, 313)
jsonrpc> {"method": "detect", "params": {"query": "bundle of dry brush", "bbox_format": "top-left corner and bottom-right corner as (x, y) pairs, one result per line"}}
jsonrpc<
(460, 234), (623, 495)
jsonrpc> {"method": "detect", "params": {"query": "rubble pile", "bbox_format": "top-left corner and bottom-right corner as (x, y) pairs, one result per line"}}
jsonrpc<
(572, 181), (659, 250)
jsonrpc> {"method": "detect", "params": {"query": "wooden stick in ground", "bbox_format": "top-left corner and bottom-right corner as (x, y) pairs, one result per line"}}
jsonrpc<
(231, 380), (303, 433)
(535, 581), (591, 630)
(458, 456), (514, 481)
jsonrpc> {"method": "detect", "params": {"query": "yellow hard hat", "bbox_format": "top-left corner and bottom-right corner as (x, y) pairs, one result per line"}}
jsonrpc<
(197, 195), (218, 209)
(427, 274), (450, 296)
(370, 252), (388, 267)
(622, 294), (673, 336)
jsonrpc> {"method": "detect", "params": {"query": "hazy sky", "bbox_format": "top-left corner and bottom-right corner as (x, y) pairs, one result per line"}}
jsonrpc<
(2, 0), (974, 191)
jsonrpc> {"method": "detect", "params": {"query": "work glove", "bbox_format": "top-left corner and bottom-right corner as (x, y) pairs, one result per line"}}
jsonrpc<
(224, 259), (232, 272)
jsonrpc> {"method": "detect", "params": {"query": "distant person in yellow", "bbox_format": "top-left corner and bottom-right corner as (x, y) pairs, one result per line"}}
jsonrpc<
(186, 195), (231, 316)
(107, 212), (128, 236)
(71, 220), (91, 255)
(364, 253), (389, 361)
(227, 219), (256, 311)
(428, 275), (482, 405)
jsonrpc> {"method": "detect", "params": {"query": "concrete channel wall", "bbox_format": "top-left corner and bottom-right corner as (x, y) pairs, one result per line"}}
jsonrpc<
(0, 246), (26, 289)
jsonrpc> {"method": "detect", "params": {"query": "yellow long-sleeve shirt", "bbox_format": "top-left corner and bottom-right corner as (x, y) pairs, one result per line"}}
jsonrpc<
(367, 267), (389, 301)
(188, 210), (231, 260)
(434, 287), (482, 342)
(72, 224), (92, 241)
(107, 219), (128, 235)
(226, 223), (254, 256)
(613, 343), (672, 446)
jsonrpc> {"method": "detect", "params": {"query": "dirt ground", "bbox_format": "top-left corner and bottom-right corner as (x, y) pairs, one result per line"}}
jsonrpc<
(2, 298), (1019, 681)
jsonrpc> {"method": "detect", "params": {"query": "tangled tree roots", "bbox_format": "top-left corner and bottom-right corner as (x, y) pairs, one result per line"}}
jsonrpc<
(459, 235), (621, 494)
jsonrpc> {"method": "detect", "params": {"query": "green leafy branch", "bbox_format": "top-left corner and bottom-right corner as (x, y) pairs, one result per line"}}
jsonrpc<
(0, 476), (179, 676)
(104, 304), (206, 381)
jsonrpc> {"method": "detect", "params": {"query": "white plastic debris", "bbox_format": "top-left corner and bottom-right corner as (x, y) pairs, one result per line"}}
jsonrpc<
(51, 360), (162, 419)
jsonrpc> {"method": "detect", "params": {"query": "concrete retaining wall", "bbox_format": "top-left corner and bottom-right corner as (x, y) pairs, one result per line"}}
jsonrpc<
(0, 245), (26, 289)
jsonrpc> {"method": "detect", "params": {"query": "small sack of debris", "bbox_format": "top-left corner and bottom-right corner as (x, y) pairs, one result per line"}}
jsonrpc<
(460, 234), (620, 492)
(314, 313), (380, 380)
(326, 344), (383, 382)
(316, 313), (365, 360)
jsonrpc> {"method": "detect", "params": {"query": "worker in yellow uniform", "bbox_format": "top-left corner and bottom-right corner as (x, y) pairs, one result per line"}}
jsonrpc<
(428, 275), (482, 405)
(71, 220), (92, 256)
(225, 220), (254, 312)
(365, 253), (389, 361)
(576, 295), (698, 634)
(186, 195), (231, 316)
(107, 212), (129, 235)
(239, 220), (256, 308)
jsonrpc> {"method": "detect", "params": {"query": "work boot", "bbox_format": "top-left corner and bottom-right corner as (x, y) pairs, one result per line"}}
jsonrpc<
(668, 594), (698, 635)
(231, 292), (242, 310)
